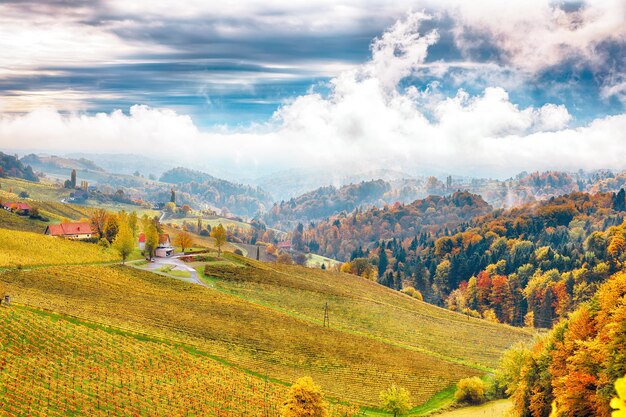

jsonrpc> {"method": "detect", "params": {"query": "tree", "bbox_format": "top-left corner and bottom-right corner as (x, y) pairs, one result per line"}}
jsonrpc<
(90, 209), (108, 239)
(113, 222), (135, 264)
(164, 202), (177, 214)
(104, 216), (119, 243)
(378, 248), (388, 277)
(379, 385), (413, 417)
(144, 223), (159, 260)
(173, 230), (194, 253)
(170, 188), (176, 203)
(211, 223), (227, 257)
(281, 376), (327, 417)
(128, 211), (138, 238)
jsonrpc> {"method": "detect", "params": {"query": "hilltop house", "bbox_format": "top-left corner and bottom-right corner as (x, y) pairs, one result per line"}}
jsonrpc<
(2, 201), (31, 215)
(138, 233), (174, 257)
(45, 222), (94, 240)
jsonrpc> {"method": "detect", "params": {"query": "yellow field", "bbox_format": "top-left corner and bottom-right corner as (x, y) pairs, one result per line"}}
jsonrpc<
(0, 229), (119, 268)
(203, 256), (534, 369)
(0, 305), (287, 417)
(0, 264), (484, 407)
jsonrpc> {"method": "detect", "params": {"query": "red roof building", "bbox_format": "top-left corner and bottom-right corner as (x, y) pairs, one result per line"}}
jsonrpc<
(3, 202), (32, 213)
(44, 222), (94, 240)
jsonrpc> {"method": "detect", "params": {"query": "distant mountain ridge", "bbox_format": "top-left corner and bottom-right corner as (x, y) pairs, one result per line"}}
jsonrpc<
(21, 154), (105, 172)
(160, 167), (273, 217)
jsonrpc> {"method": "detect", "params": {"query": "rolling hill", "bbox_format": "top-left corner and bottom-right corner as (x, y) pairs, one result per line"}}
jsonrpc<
(0, 228), (534, 410)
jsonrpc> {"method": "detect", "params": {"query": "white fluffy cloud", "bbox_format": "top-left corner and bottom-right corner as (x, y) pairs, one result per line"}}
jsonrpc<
(0, 10), (624, 179)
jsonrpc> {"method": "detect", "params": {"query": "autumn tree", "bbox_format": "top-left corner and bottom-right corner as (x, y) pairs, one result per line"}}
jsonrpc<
(104, 215), (119, 243)
(211, 223), (227, 257)
(379, 385), (413, 417)
(174, 230), (194, 253)
(113, 222), (135, 264)
(281, 377), (327, 417)
(90, 208), (108, 239)
(128, 211), (138, 238)
(144, 223), (159, 260)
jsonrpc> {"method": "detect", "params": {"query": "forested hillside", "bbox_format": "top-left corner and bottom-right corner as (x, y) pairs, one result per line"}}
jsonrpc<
(506, 270), (626, 417)
(296, 191), (492, 261)
(0, 152), (38, 182)
(263, 180), (392, 230)
(316, 190), (626, 330)
(160, 167), (273, 216)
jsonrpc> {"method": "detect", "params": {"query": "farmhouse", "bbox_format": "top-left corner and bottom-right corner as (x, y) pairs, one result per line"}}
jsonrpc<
(45, 222), (95, 240)
(138, 233), (174, 257)
(2, 201), (31, 215)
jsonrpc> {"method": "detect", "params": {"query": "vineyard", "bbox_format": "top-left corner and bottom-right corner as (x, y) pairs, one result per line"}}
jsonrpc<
(0, 229), (119, 268)
(0, 177), (69, 202)
(0, 306), (287, 417)
(202, 256), (534, 369)
(0, 208), (47, 233)
(0, 264), (482, 406)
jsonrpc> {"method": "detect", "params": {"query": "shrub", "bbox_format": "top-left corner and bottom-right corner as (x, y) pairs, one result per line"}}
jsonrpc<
(401, 287), (423, 301)
(455, 377), (486, 404)
(234, 249), (243, 256)
(277, 253), (293, 265)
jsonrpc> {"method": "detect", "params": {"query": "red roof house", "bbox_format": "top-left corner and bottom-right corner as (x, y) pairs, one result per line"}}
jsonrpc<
(3, 201), (32, 214)
(45, 222), (94, 240)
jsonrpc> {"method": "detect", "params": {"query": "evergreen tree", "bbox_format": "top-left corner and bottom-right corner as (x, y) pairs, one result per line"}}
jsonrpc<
(378, 248), (388, 277)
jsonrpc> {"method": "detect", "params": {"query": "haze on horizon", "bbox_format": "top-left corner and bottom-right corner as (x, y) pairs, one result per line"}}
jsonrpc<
(0, 0), (625, 180)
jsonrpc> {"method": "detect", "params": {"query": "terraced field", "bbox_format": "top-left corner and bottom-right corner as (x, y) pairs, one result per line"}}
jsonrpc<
(0, 264), (484, 407)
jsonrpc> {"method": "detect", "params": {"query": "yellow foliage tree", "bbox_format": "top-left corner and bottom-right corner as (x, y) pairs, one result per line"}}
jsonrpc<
(210, 223), (227, 257)
(281, 376), (327, 417)
(113, 222), (135, 264)
(173, 230), (194, 252)
(379, 384), (413, 417)
(612, 375), (626, 417)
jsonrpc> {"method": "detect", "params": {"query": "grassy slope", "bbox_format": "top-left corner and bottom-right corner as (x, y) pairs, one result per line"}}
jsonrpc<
(0, 177), (69, 201)
(0, 229), (119, 268)
(0, 264), (484, 407)
(203, 255), (533, 369)
(0, 209), (48, 233)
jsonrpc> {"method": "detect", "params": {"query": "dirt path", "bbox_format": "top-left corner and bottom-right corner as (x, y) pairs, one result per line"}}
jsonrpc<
(430, 400), (512, 417)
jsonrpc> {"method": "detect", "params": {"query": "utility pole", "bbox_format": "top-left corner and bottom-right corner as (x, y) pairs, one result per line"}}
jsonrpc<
(323, 302), (330, 327)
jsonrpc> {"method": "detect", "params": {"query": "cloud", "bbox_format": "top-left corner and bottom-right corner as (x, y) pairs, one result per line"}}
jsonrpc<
(2, 10), (625, 181)
(444, 0), (626, 74)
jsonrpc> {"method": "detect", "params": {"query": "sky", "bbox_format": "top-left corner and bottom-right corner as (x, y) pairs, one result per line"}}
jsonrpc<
(0, 0), (625, 179)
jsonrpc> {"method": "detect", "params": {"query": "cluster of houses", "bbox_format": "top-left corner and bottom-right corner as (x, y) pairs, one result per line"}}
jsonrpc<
(2, 201), (32, 215)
